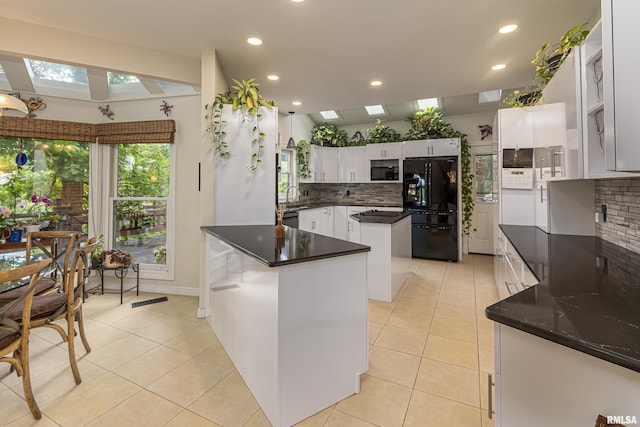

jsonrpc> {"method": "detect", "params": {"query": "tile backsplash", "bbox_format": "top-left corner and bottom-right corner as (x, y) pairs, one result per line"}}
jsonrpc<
(298, 183), (403, 206)
(595, 178), (640, 254)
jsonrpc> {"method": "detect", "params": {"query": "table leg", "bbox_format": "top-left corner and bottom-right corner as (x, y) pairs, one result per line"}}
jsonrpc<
(120, 268), (124, 304)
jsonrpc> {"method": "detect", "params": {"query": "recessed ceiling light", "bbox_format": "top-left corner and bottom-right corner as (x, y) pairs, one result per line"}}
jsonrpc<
(492, 64), (506, 71)
(320, 110), (340, 120)
(370, 80), (382, 87)
(499, 24), (518, 34)
(365, 105), (386, 116)
(292, 101), (302, 106)
(291, 0), (304, 3)
(247, 37), (263, 46)
(417, 98), (439, 109)
(478, 89), (502, 103)
(267, 75), (279, 81)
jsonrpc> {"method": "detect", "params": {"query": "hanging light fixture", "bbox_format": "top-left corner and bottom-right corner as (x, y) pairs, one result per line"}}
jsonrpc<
(0, 94), (28, 117)
(286, 111), (296, 149)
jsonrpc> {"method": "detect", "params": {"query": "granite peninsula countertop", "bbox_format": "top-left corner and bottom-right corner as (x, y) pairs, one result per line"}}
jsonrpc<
(486, 225), (640, 373)
(201, 225), (370, 267)
(350, 209), (411, 224)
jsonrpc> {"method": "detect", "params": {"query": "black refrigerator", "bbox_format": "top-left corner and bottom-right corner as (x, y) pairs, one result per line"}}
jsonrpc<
(403, 156), (459, 261)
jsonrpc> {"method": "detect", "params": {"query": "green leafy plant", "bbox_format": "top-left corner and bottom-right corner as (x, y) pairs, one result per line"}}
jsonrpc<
(405, 107), (475, 234)
(310, 123), (348, 147)
(363, 119), (402, 144)
(154, 246), (167, 264)
(501, 88), (542, 108)
(296, 139), (312, 180)
(101, 248), (133, 265)
(204, 78), (275, 172)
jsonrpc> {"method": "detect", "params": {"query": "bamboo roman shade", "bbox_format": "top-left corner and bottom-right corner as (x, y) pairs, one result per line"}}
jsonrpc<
(0, 117), (176, 144)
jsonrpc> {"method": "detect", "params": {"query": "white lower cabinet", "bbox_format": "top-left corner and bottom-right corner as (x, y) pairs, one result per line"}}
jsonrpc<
(494, 229), (538, 299)
(299, 207), (334, 237)
(493, 324), (640, 427)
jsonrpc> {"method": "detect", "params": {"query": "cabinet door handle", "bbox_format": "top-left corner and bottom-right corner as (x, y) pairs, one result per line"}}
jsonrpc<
(540, 185), (544, 203)
(505, 281), (517, 295)
(488, 373), (495, 419)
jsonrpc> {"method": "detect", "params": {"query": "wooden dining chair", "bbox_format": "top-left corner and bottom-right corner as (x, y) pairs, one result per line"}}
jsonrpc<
(0, 258), (53, 420)
(27, 230), (81, 294)
(28, 238), (99, 384)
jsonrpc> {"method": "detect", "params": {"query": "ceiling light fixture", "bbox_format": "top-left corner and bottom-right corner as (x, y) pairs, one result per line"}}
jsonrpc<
(267, 75), (279, 81)
(290, 0), (304, 3)
(287, 111), (296, 149)
(370, 80), (382, 87)
(0, 94), (28, 117)
(499, 24), (518, 34)
(292, 101), (302, 106)
(247, 37), (263, 46)
(491, 64), (506, 71)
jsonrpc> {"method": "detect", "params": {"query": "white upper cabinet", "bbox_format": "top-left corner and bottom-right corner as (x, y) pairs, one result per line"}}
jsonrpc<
(321, 147), (339, 183)
(602, 0), (640, 172)
(365, 142), (402, 160)
(402, 138), (460, 158)
(338, 146), (368, 183)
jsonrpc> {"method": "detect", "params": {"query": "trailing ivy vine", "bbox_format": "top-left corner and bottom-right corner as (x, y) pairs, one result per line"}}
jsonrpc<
(204, 78), (275, 172)
(405, 107), (475, 234)
(296, 139), (312, 180)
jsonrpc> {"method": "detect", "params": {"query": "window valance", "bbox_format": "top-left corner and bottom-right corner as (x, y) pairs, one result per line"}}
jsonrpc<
(0, 117), (176, 144)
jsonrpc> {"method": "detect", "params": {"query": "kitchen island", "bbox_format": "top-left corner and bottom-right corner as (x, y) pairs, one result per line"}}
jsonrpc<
(350, 210), (412, 302)
(200, 225), (370, 427)
(486, 225), (640, 426)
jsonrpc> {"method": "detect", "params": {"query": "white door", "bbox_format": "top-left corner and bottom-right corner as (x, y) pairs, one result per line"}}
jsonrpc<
(469, 148), (497, 254)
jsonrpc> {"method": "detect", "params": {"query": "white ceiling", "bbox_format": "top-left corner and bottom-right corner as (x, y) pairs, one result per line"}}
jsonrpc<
(0, 0), (600, 125)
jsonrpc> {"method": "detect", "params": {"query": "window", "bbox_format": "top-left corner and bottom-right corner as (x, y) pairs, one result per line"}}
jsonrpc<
(111, 143), (172, 271)
(473, 153), (498, 203)
(278, 149), (295, 201)
(0, 137), (90, 232)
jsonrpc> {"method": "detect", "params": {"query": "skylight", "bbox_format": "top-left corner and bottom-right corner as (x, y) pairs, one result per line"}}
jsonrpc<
(365, 105), (386, 116)
(417, 98), (439, 109)
(478, 89), (502, 104)
(320, 110), (340, 120)
(108, 72), (140, 84)
(27, 59), (88, 84)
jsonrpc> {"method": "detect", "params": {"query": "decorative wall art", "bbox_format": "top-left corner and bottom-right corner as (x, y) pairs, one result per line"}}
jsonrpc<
(9, 93), (47, 117)
(478, 124), (493, 140)
(160, 100), (173, 117)
(99, 104), (115, 120)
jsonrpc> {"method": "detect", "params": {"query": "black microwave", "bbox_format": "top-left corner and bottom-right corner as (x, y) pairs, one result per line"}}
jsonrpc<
(371, 166), (399, 181)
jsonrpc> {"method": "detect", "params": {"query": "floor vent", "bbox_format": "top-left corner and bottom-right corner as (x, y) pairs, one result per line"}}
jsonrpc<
(132, 296), (168, 308)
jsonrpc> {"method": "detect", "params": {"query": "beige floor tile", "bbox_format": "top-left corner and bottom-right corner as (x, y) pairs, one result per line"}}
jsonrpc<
(86, 389), (182, 426)
(324, 409), (378, 426)
(404, 389), (482, 427)
(374, 324), (427, 356)
(146, 351), (232, 407)
(434, 302), (478, 323)
(194, 341), (237, 371)
(84, 334), (158, 371)
(188, 371), (260, 427)
(43, 372), (140, 426)
(109, 308), (166, 334)
(415, 358), (480, 408)
(477, 323), (495, 348)
(133, 314), (203, 344)
(367, 301), (393, 324)
(162, 321), (220, 356)
(437, 289), (477, 308)
(423, 335), (479, 370)
(386, 309), (432, 333)
(2, 336), (70, 388)
(367, 345), (421, 387)
(6, 414), (60, 427)
(335, 374), (411, 427)
(112, 344), (192, 387)
(0, 388), (33, 425)
(72, 323), (131, 352)
(293, 406), (333, 426)
(368, 321), (384, 346)
(244, 409), (273, 427)
(164, 410), (222, 427)
(478, 345), (494, 373)
(430, 316), (478, 344)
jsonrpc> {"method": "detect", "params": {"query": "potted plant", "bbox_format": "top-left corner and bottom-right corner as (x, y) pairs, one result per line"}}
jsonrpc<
(310, 123), (348, 147)
(204, 78), (276, 172)
(0, 205), (16, 242)
(363, 119), (402, 144)
(101, 248), (133, 268)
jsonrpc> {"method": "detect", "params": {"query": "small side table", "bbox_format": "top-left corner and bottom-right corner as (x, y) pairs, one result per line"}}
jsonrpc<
(89, 263), (139, 304)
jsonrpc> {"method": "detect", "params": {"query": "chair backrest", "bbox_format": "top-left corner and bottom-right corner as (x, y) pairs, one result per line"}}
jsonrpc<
(65, 238), (101, 302)
(26, 231), (81, 285)
(0, 259), (53, 332)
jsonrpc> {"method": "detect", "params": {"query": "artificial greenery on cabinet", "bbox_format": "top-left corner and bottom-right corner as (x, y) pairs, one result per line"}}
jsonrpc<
(310, 123), (348, 147)
(296, 139), (312, 180)
(405, 107), (474, 234)
(204, 78), (275, 172)
(363, 119), (402, 144)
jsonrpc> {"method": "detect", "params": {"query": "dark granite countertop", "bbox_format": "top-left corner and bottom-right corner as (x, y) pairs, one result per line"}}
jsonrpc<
(201, 225), (370, 267)
(350, 210), (411, 224)
(486, 225), (640, 373)
(285, 202), (403, 212)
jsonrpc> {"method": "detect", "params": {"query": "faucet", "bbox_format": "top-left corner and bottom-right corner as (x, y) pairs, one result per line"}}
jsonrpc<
(286, 185), (299, 205)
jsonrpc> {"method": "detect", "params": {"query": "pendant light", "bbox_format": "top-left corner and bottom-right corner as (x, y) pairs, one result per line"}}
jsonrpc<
(0, 94), (28, 117)
(286, 111), (296, 149)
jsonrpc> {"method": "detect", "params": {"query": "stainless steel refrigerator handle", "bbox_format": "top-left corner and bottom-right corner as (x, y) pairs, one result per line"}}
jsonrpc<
(488, 373), (495, 419)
